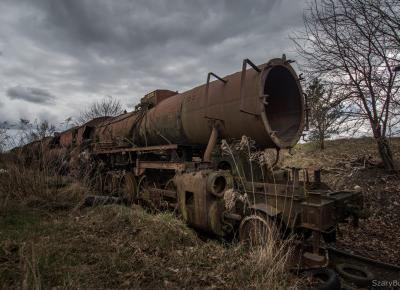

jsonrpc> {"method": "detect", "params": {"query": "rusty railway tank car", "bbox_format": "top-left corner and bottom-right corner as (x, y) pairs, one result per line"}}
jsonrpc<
(85, 56), (363, 260)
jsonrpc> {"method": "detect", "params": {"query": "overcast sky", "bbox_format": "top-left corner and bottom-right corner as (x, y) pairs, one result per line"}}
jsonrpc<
(0, 0), (307, 130)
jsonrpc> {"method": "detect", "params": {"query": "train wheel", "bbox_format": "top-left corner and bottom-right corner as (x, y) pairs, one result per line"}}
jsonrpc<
(137, 175), (158, 209)
(118, 172), (137, 204)
(239, 215), (276, 246)
(103, 172), (114, 195)
(103, 172), (119, 195)
(164, 178), (176, 191)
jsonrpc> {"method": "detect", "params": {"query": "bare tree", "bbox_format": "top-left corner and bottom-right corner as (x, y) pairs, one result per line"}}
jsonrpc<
(0, 128), (10, 153)
(61, 117), (73, 130)
(17, 119), (56, 145)
(306, 78), (348, 149)
(371, 0), (400, 47)
(78, 96), (124, 124)
(372, 0), (400, 122)
(293, 0), (400, 171)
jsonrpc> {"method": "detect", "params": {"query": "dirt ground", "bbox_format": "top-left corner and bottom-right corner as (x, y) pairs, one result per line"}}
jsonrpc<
(283, 137), (400, 266)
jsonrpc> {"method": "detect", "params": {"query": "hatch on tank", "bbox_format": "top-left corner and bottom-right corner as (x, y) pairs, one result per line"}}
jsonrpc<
(140, 89), (177, 107)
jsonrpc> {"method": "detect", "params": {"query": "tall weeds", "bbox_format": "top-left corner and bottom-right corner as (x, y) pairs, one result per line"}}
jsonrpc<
(220, 136), (299, 288)
(0, 150), (87, 210)
(19, 243), (41, 290)
(241, 233), (298, 287)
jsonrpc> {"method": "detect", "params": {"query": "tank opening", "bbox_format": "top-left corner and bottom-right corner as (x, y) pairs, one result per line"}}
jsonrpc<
(263, 65), (302, 144)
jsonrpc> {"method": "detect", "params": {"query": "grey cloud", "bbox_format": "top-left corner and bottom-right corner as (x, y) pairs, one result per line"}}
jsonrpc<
(17, 0), (304, 67)
(35, 1), (279, 48)
(0, 121), (12, 129)
(0, 0), (307, 127)
(7, 86), (56, 104)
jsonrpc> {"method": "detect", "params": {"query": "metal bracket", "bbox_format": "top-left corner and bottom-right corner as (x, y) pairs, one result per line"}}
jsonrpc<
(240, 58), (261, 116)
(303, 92), (310, 131)
(243, 58), (261, 73)
(207, 72), (227, 84)
(204, 72), (227, 119)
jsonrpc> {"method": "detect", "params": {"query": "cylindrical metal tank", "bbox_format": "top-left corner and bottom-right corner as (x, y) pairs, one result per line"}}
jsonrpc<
(136, 58), (304, 149)
(96, 58), (304, 149)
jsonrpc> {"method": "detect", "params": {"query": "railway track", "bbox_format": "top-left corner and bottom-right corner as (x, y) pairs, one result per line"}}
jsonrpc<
(327, 246), (400, 289)
(291, 243), (399, 289)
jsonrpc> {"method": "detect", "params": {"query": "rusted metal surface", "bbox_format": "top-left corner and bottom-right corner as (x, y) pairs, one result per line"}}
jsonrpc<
(58, 127), (76, 148)
(94, 111), (141, 147)
(140, 89), (177, 107)
(203, 126), (218, 162)
(94, 144), (178, 154)
(55, 118), (110, 149)
(174, 170), (233, 236)
(135, 161), (186, 176)
(75, 116), (112, 146)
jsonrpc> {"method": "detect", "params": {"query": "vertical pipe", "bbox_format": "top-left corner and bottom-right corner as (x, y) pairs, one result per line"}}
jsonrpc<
(203, 126), (218, 162)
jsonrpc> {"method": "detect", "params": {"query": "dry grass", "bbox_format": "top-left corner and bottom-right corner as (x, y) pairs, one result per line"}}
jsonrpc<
(0, 204), (300, 289)
(0, 153), (89, 211)
(282, 137), (400, 170)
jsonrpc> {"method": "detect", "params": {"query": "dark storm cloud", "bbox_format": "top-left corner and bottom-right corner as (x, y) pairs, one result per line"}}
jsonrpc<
(7, 86), (55, 104)
(33, 1), (279, 47)
(0, 0), (307, 127)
